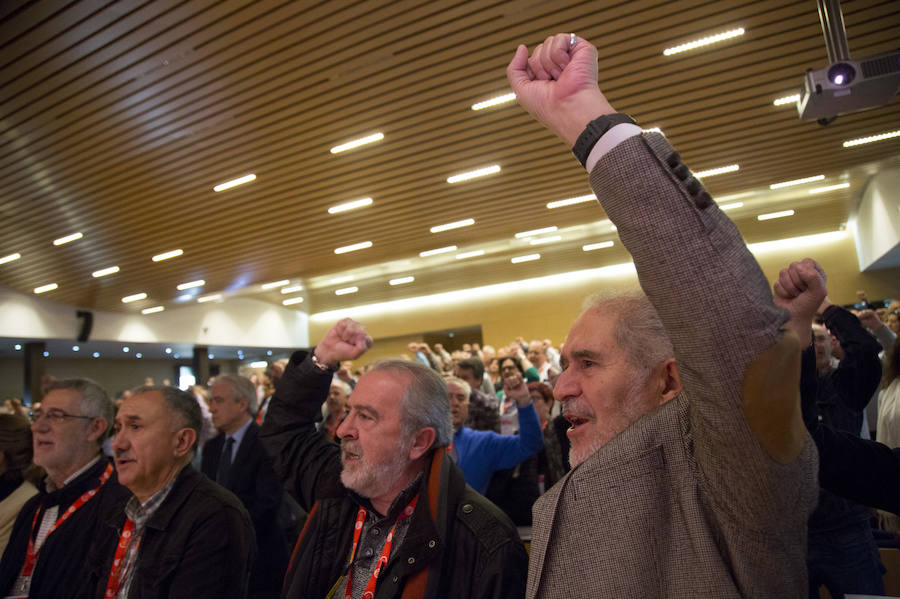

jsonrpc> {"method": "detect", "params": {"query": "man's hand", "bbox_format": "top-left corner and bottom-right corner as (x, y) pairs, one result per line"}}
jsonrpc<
(857, 309), (884, 333)
(507, 33), (615, 147)
(503, 374), (532, 408)
(772, 258), (828, 348)
(314, 318), (373, 366)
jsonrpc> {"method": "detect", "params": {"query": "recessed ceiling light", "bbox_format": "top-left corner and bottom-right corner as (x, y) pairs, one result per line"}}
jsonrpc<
(516, 226), (557, 239)
(92, 266), (119, 278)
(757, 209), (795, 221)
(142, 306), (164, 314)
(208, 354), (215, 359)
(328, 197), (373, 214)
(430, 219), (474, 233)
(92, 352), (100, 358)
(281, 285), (304, 294)
(530, 236), (562, 245)
(842, 130), (900, 147)
(769, 175), (824, 189)
(456, 250), (485, 260)
(419, 246), (457, 257)
(135, 353), (142, 358)
(282, 297), (304, 305)
(261, 280), (290, 290)
(694, 164), (739, 178)
(53, 232), (83, 246)
(177, 279), (205, 290)
(663, 28), (745, 56)
(773, 94), (800, 106)
(331, 275), (355, 284)
(389, 276), (415, 286)
(165, 347), (172, 354)
(330, 133), (384, 154)
(34, 283), (58, 294)
(720, 202), (744, 211)
(1, 252), (22, 265)
(447, 165), (500, 184)
(810, 182), (850, 194)
(43, 351), (49, 357)
(14, 344), (22, 350)
(72, 345), (80, 351)
(197, 294), (222, 303)
(511, 254), (540, 264)
(152, 249), (183, 262)
(583, 241), (614, 251)
(334, 241), (373, 254)
(213, 174), (256, 192)
(123, 347), (130, 352)
(547, 194), (596, 209)
(471, 93), (516, 110)
(335, 286), (359, 295)
(122, 292), (148, 303)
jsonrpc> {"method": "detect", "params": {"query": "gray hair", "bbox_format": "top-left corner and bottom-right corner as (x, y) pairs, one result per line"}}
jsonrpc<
(443, 376), (471, 400)
(132, 386), (202, 451)
(46, 378), (115, 442)
(582, 290), (674, 381)
(368, 359), (452, 448)
(213, 374), (258, 415)
(330, 377), (352, 396)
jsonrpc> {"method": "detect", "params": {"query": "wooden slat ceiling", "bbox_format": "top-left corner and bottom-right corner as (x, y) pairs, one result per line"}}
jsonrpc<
(1, 0), (899, 317)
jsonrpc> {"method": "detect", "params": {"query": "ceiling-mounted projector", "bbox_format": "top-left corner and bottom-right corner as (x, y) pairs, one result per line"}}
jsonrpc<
(798, 0), (900, 123)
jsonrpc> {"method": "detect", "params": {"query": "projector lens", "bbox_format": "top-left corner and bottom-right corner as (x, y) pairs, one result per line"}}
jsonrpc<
(827, 63), (856, 86)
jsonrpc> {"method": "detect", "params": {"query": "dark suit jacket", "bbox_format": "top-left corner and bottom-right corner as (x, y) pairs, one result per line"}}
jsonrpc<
(201, 421), (289, 597)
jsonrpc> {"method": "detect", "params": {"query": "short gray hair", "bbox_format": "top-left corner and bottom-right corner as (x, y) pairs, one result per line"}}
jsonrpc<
(132, 386), (202, 451)
(582, 291), (674, 381)
(330, 377), (352, 396)
(368, 359), (452, 448)
(443, 376), (471, 400)
(214, 374), (258, 415)
(46, 378), (115, 442)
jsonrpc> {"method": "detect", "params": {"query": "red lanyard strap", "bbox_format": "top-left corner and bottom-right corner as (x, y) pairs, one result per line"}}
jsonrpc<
(20, 462), (113, 577)
(344, 495), (418, 599)
(105, 518), (139, 598)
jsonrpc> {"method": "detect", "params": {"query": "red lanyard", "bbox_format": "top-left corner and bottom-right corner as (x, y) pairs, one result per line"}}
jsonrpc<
(344, 495), (418, 599)
(105, 518), (139, 598)
(20, 462), (113, 578)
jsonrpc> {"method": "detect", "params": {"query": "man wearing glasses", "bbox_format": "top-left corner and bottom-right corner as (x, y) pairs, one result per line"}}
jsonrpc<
(0, 379), (129, 598)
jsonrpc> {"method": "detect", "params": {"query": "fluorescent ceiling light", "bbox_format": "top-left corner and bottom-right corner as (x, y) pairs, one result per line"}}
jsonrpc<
(175, 294), (194, 302)
(335, 286), (359, 295)
(610, 224), (618, 231)
(530, 235), (561, 245)
(516, 226), (558, 239)
(122, 292), (147, 303)
(471, 93), (516, 110)
(331, 275), (355, 284)
(152, 249), (183, 262)
(328, 197), (373, 214)
(281, 285), (304, 294)
(261, 279), (290, 290)
(583, 241), (614, 251)
(769, 175), (824, 189)
(757, 209), (795, 221)
(663, 28), (745, 56)
(773, 94), (800, 106)
(720, 202), (744, 211)
(419, 246), (457, 257)
(748, 230), (845, 254)
(456, 250), (485, 260)
(0, 252), (21, 265)
(330, 133), (384, 154)
(142, 306), (165, 314)
(250, 361), (268, 368)
(282, 297), (304, 305)
(389, 276), (415, 285)
(176, 279), (205, 290)
(810, 182), (850, 194)
(642, 127), (662, 134)
(334, 241), (373, 254)
(447, 165), (500, 184)
(511, 254), (540, 264)
(34, 283), (58, 294)
(547, 194), (596, 209)
(92, 266), (119, 278)
(213, 174), (256, 192)
(53, 232), (83, 246)
(843, 130), (900, 147)
(430, 219), (474, 233)
(694, 164), (739, 178)
(197, 294), (222, 303)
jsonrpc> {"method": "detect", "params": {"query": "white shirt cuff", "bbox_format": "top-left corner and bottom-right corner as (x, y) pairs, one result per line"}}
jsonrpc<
(584, 123), (644, 172)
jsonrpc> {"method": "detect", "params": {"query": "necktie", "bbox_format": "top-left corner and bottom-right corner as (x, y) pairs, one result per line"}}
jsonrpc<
(216, 437), (235, 487)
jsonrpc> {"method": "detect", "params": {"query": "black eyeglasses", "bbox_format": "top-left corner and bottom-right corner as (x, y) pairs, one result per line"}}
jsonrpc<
(29, 408), (96, 424)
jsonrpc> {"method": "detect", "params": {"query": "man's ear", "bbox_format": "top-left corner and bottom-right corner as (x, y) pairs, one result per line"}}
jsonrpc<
(408, 427), (437, 461)
(655, 358), (682, 405)
(87, 417), (109, 443)
(173, 428), (197, 457)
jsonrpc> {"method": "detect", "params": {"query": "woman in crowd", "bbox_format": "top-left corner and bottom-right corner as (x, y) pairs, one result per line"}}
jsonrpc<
(0, 413), (41, 554)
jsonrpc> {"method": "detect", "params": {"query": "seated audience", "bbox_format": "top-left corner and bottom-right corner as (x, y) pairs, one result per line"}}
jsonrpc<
(260, 319), (529, 598)
(0, 413), (41, 555)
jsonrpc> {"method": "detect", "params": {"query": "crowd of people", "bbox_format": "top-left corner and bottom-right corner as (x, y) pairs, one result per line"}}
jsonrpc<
(0, 32), (899, 599)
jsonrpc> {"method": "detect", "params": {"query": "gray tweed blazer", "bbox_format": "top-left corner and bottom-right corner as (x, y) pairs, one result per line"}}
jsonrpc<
(526, 132), (819, 598)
